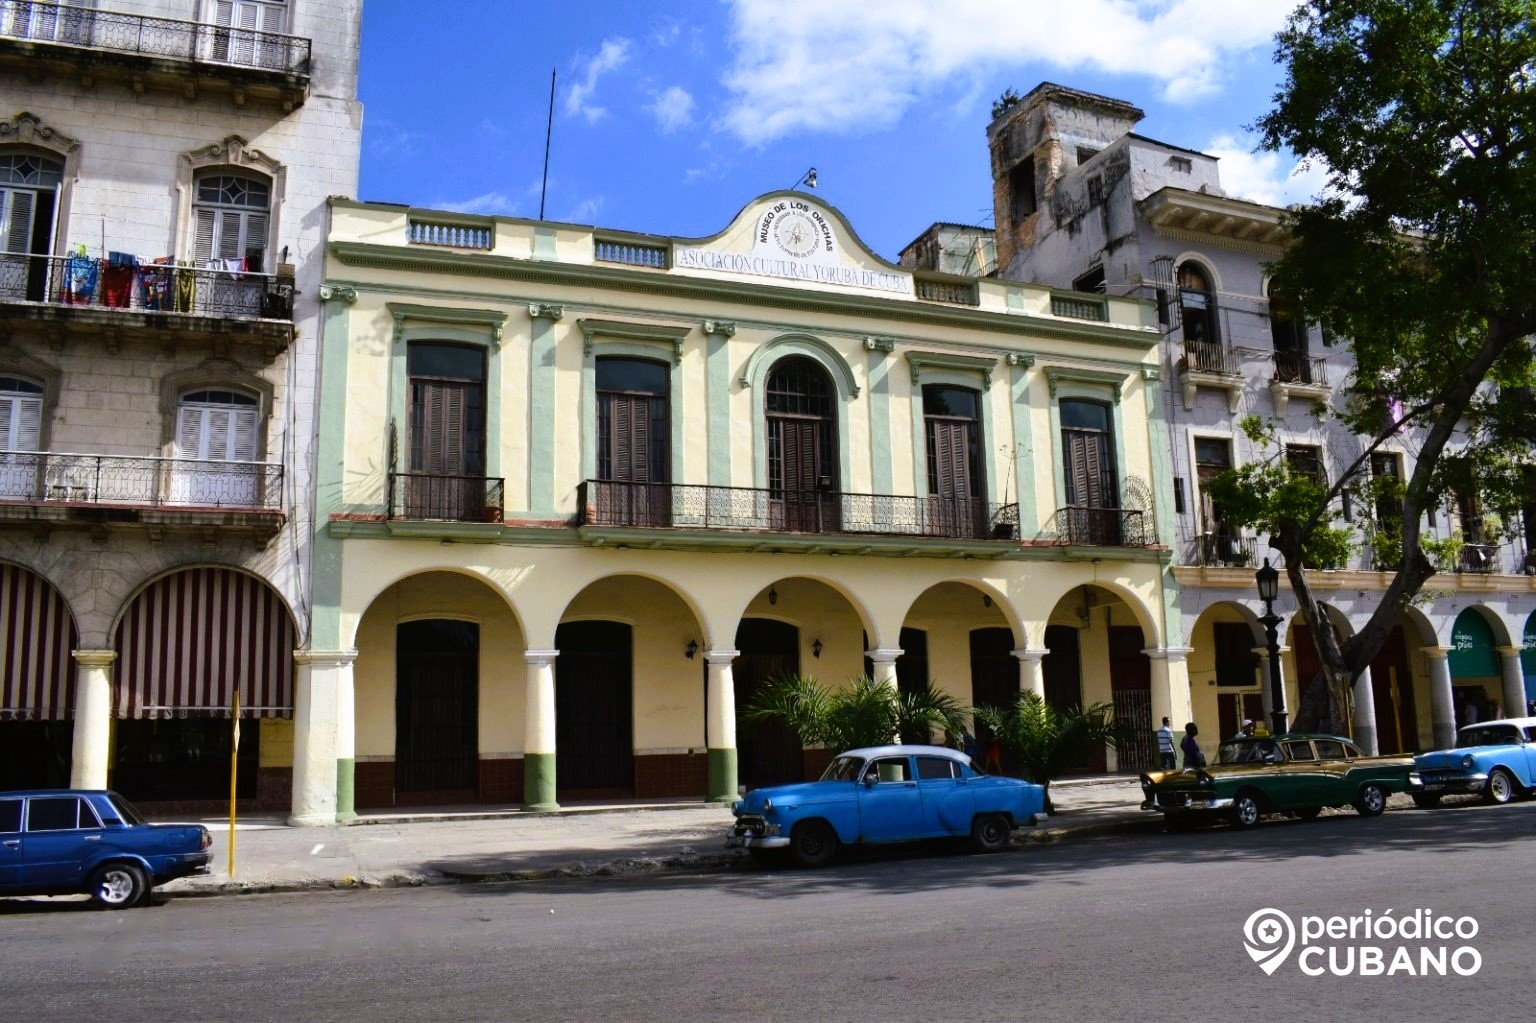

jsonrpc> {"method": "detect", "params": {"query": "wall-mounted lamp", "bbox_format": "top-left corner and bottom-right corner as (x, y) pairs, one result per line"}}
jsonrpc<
(789, 166), (818, 190)
(812, 638), (823, 658)
(768, 586), (778, 606)
(685, 639), (698, 660)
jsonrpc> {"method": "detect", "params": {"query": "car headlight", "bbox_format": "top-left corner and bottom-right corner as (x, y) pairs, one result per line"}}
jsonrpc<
(762, 798), (772, 811)
(1461, 754), (1475, 770)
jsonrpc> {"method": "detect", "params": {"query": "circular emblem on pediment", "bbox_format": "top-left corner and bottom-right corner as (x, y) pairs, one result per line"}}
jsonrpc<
(772, 208), (820, 258)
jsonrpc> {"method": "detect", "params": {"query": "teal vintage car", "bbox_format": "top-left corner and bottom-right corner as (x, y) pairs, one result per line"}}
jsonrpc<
(1140, 733), (1414, 828)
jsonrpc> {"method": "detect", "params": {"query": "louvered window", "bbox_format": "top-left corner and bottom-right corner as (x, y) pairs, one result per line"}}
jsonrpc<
(4, 0), (95, 44)
(1060, 399), (1115, 509)
(176, 390), (258, 462)
(924, 385), (983, 537)
(0, 376), (43, 453)
(765, 356), (838, 532)
(205, 0), (287, 68)
(596, 358), (668, 483)
(191, 172), (270, 272)
(0, 152), (63, 301)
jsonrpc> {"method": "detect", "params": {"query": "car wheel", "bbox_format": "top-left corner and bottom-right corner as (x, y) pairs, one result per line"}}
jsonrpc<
(1294, 806), (1323, 820)
(1354, 783), (1388, 817)
(1483, 768), (1516, 805)
(969, 813), (1011, 854)
(89, 862), (148, 910)
(788, 820), (837, 868)
(1230, 791), (1263, 828)
(1411, 793), (1442, 809)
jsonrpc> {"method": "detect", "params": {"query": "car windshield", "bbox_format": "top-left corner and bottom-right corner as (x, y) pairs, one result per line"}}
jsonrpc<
(1217, 740), (1282, 765)
(106, 792), (147, 826)
(1458, 726), (1520, 748)
(821, 756), (867, 782)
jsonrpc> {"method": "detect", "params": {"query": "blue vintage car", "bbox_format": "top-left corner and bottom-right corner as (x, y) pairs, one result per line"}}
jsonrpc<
(727, 744), (1045, 867)
(1409, 717), (1536, 807)
(0, 790), (211, 908)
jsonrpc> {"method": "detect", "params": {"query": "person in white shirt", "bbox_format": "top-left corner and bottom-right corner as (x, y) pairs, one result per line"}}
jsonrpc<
(1156, 717), (1176, 770)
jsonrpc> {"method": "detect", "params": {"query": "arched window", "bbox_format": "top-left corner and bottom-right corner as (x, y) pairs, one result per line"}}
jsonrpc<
(1177, 261), (1219, 345)
(173, 388), (261, 506)
(1, 151), (66, 301)
(191, 171), (270, 271)
(1267, 283), (1313, 382)
(765, 356), (838, 532)
(0, 376), (44, 453)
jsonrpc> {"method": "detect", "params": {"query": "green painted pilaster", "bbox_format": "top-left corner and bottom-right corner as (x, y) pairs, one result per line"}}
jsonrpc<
(1007, 355), (1036, 534)
(865, 341), (893, 495)
(705, 322), (734, 486)
(336, 758), (355, 820)
(707, 747), (738, 805)
(527, 304), (563, 515)
(524, 753), (558, 811)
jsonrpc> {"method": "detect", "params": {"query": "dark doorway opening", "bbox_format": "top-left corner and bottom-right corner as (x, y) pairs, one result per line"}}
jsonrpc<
(734, 617), (803, 789)
(1109, 625), (1153, 771)
(555, 620), (635, 799)
(0, 720), (72, 790)
(113, 718), (258, 803)
(971, 626), (1018, 773)
(1370, 626), (1419, 754)
(396, 619), (479, 803)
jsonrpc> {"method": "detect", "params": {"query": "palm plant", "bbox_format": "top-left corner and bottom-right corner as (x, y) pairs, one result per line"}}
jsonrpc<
(742, 673), (968, 753)
(973, 691), (1131, 814)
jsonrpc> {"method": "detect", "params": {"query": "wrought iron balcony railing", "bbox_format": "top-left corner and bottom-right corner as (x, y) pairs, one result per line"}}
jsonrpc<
(0, 1), (311, 74)
(1456, 543), (1501, 575)
(1272, 351), (1330, 386)
(1181, 339), (1239, 376)
(578, 480), (1021, 541)
(0, 451), (282, 509)
(1195, 532), (1256, 567)
(1039, 505), (1153, 547)
(388, 472), (506, 523)
(0, 252), (294, 321)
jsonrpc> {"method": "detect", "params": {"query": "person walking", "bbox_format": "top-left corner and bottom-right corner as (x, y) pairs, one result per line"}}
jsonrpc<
(1156, 717), (1176, 770)
(1180, 722), (1205, 770)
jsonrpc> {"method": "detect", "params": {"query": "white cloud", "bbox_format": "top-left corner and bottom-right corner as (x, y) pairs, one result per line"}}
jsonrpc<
(439, 191), (522, 216)
(648, 86), (696, 133)
(1205, 133), (1331, 207)
(563, 197), (604, 223)
(565, 38), (631, 124)
(718, 0), (1295, 145)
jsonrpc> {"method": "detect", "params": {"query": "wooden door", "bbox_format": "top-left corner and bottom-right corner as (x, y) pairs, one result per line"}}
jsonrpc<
(770, 417), (834, 532)
(927, 417), (982, 536)
(1370, 627), (1418, 754)
(395, 620), (479, 801)
(1109, 626), (1153, 771)
(554, 621), (634, 798)
(734, 618), (803, 789)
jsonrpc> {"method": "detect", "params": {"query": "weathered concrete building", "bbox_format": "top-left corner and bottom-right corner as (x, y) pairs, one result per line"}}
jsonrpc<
(983, 82), (1536, 760)
(0, 0), (363, 809)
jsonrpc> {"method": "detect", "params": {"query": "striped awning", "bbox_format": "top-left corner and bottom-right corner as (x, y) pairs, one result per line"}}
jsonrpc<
(115, 567), (294, 718)
(0, 563), (78, 720)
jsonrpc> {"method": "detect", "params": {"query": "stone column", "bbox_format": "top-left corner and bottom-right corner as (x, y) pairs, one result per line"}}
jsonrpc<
(70, 650), (116, 790)
(289, 649), (356, 827)
(1012, 648), (1048, 700)
(705, 649), (740, 803)
(1145, 647), (1193, 742)
(1425, 647), (1456, 749)
(523, 649), (559, 811)
(1496, 646), (1527, 721)
(1352, 665), (1379, 755)
(866, 648), (901, 688)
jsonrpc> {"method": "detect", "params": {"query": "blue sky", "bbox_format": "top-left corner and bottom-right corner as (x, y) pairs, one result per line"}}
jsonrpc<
(358, 1), (1322, 262)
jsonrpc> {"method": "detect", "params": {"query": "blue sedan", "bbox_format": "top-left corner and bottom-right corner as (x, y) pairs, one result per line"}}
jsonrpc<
(727, 744), (1045, 867)
(0, 790), (211, 908)
(1408, 717), (1536, 807)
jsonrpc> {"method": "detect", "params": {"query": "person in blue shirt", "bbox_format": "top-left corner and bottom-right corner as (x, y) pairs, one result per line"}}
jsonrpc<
(1180, 722), (1205, 770)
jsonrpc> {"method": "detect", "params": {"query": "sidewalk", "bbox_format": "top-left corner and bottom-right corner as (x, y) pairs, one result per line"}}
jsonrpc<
(160, 775), (1159, 898)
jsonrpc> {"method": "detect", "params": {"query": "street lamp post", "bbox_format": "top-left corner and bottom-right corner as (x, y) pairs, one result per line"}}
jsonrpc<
(1255, 557), (1288, 735)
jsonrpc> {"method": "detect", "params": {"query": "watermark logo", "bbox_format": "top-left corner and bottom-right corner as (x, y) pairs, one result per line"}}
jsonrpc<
(1243, 908), (1296, 974)
(1242, 908), (1481, 977)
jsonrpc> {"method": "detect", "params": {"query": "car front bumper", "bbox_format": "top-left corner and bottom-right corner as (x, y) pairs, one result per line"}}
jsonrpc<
(1407, 771), (1487, 795)
(725, 833), (790, 850)
(1142, 795), (1234, 813)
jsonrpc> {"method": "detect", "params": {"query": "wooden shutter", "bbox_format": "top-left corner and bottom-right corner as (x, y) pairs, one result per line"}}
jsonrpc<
(206, 408), (232, 460)
(928, 420), (973, 499)
(231, 404), (258, 461)
(243, 212), (267, 270)
(607, 395), (650, 483)
(416, 380), (466, 475)
(12, 395), (40, 452)
(1064, 430), (1092, 506)
(217, 211), (243, 261)
(2, 188), (35, 255)
(193, 207), (216, 263)
(176, 405), (204, 459)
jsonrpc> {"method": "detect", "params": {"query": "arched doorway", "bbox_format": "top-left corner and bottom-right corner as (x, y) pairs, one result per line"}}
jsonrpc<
(554, 620), (634, 799)
(395, 619), (480, 803)
(1369, 624), (1418, 755)
(765, 356), (839, 532)
(734, 617), (802, 790)
(0, 563), (77, 789)
(112, 566), (294, 807)
(1449, 608), (1502, 724)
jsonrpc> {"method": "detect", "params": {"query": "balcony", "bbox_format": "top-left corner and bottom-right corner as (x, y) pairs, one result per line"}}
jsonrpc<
(0, 1), (311, 109)
(1269, 351), (1331, 415)
(577, 480), (1020, 544)
(1456, 543), (1501, 575)
(0, 252), (294, 352)
(1194, 532), (1256, 568)
(387, 472), (505, 523)
(1039, 506), (1154, 548)
(0, 451), (284, 539)
(1177, 339), (1242, 412)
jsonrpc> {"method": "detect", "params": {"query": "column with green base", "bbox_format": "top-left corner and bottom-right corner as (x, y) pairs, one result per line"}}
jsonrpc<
(70, 650), (116, 789)
(1012, 647), (1048, 700)
(704, 649), (740, 804)
(289, 649), (357, 827)
(523, 649), (559, 810)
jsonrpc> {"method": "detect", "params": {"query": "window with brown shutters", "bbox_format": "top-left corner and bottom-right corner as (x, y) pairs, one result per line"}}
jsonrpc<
(924, 384), (982, 535)
(191, 172), (270, 271)
(405, 344), (486, 520)
(596, 357), (667, 483)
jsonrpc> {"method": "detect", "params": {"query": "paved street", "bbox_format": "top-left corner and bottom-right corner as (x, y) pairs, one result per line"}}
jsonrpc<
(2, 800), (1528, 1022)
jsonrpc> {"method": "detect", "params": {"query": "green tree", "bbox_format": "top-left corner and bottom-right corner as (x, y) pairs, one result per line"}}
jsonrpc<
(742, 674), (968, 755)
(1224, 0), (1536, 735)
(972, 692), (1130, 813)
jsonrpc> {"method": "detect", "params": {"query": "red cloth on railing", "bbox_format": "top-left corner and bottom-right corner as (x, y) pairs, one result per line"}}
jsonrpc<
(101, 264), (134, 308)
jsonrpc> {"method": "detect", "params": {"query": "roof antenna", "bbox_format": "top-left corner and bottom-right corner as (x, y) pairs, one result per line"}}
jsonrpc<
(539, 68), (556, 220)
